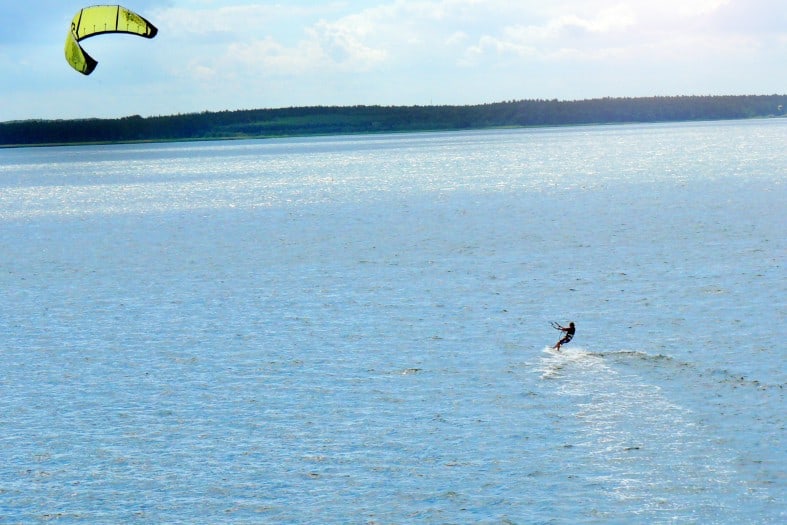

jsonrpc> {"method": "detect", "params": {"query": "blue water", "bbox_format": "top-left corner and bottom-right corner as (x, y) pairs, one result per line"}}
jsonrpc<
(1, 120), (784, 523)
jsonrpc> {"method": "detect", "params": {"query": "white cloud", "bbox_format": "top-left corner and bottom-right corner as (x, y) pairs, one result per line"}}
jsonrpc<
(446, 31), (469, 47)
(459, 4), (636, 64)
(455, 0), (756, 65)
(226, 37), (329, 75)
(669, 0), (731, 17)
(308, 17), (389, 69)
(154, 2), (395, 81)
(148, 0), (784, 104)
(152, 3), (346, 40)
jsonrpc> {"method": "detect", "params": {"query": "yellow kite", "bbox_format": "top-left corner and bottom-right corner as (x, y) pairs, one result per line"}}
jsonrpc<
(65, 5), (158, 75)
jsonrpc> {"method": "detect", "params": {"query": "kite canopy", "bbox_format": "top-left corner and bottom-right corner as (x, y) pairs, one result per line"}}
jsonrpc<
(65, 5), (158, 75)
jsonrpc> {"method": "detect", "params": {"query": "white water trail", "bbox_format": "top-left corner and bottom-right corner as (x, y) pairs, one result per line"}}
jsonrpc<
(539, 347), (742, 519)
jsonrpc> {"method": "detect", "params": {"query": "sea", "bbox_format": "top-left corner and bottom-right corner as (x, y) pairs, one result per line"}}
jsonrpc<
(0, 119), (784, 524)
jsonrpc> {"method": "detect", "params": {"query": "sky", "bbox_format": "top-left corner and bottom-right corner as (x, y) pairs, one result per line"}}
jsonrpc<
(1, 0), (785, 121)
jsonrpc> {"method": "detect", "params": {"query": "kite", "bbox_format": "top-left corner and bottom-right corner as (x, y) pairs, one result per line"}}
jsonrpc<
(65, 5), (158, 75)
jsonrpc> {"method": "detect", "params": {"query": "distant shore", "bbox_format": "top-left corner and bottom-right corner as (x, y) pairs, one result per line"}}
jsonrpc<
(1, 95), (785, 148)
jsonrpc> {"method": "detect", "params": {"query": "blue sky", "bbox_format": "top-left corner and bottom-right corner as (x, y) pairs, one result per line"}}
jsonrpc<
(2, 0), (785, 121)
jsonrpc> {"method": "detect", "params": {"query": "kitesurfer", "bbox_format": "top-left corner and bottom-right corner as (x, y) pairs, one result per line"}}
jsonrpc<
(552, 321), (575, 351)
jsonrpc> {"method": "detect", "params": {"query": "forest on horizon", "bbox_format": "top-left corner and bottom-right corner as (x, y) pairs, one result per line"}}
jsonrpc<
(1, 95), (785, 147)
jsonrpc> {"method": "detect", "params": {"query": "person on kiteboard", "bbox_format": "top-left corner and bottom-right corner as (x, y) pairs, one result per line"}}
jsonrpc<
(552, 321), (575, 351)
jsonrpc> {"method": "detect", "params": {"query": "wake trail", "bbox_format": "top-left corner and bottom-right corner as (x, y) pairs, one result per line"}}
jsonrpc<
(538, 346), (745, 520)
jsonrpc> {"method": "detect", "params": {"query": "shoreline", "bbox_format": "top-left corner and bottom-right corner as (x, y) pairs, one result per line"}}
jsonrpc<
(2, 95), (785, 149)
(2, 114), (784, 150)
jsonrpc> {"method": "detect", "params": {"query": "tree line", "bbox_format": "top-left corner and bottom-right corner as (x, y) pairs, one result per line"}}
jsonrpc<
(1, 95), (785, 147)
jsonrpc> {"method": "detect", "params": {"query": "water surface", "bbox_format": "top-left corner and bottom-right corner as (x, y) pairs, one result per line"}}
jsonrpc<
(1, 120), (784, 523)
